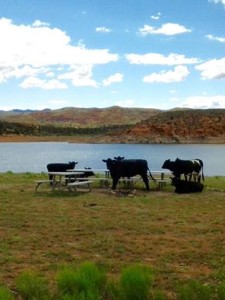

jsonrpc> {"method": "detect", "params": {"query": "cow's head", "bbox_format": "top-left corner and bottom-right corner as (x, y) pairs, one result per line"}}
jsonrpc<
(114, 156), (125, 161)
(102, 158), (115, 170)
(162, 159), (170, 169)
(69, 161), (78, 169)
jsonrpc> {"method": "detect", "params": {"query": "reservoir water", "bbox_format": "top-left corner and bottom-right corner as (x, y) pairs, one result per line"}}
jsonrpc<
(0, 142), (224, 176)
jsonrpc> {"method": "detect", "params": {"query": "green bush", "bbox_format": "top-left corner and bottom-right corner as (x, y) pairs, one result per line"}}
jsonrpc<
(217, 283), (225, 300)
(177, 280), (212, 300)
(15, 271), (50, 300)
(0, 286), (14, 300)
(57, 261), (106, 299)
(119, 264), (154, 300)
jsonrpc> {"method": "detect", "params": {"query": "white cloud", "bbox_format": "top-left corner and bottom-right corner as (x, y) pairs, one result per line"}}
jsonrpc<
(0, 18), (118, 88)
(196, 58), (225, 79)
(150, 13), (161, 20)
(96, 26), (112, 33)
(32, 20), (50, 27)
(115, 99), (135, 107)
(126, 53), (199, 65)
(102, 73), (124, 86)
(138, 23), (191, 36)
(209, 0), (225, 6)
(206, 34), (225, 43)
(58, 65), (98, 87)
(180, 95), (225, 109)
(20, 77), (67, 89)
(143, 65), (189, 83)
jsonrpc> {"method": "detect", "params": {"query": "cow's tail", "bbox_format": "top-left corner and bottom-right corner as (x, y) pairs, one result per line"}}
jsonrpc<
(197, 159), (204, 181)
(148, 168), (157, 183)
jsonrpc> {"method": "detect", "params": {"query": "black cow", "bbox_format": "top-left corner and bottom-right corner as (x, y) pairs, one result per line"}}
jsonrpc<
(47, 161), (78, 181)
(102, 158), (156, 191)
(171, 177), (204, 193)
(114, 156), (125, 161)
(78, 167), (95, 180)
(162, 158), (204, 182)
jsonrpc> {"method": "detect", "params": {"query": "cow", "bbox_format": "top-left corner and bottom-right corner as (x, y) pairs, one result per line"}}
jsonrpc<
(102, 158), (156, 191)
(114, 156), (125, 161)
(162, 158), (204, 182)
(171, 177), (204, 193)
(47, 161), (78, 182)
(77, 167), (95, 181)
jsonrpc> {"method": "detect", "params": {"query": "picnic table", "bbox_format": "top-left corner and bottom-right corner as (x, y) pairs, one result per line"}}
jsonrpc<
(35, 171), (93, 192)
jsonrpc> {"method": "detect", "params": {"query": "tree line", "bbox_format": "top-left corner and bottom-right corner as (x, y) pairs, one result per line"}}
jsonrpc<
(0, 120), (131, 136)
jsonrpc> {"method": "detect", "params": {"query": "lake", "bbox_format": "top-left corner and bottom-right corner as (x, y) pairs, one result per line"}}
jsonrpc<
(0, 142), (224, 176)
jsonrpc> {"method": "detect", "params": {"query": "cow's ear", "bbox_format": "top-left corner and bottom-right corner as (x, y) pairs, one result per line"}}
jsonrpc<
(102, 159), (106, 162)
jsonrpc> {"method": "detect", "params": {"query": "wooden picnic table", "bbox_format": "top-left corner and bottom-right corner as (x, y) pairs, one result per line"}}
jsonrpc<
(35, 171), (92, 192)
(47, 171), (85, 190)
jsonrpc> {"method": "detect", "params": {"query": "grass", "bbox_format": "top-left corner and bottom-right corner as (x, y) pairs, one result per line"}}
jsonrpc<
(0, 173), (225, 298)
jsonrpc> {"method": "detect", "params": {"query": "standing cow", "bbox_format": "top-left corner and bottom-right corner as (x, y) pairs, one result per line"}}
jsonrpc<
(102, 158), (156, 191)
(47, 161), (78, 181)
(162, 158), (204, 182)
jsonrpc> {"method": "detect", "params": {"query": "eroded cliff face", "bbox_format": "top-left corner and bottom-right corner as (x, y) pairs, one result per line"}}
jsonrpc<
(105, 109), (225, 144)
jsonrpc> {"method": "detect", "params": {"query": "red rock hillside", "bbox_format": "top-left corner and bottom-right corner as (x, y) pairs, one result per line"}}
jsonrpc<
(105, 109), (225, 144)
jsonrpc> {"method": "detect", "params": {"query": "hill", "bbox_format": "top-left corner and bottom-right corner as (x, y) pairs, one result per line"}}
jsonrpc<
(0, 106), (159, 127)
(104, 109), (225, 144)
(0, 107), (225, 143)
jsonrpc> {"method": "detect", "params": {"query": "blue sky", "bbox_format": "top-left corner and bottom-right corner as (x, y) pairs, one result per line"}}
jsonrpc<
(0, 0), (225, 111)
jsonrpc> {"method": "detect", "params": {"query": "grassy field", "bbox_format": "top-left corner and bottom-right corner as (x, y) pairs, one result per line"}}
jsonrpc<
(0, 173), (225, 298)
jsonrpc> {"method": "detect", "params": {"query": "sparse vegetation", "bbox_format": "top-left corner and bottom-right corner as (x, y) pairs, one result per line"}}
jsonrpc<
(0, 107), (225, 143)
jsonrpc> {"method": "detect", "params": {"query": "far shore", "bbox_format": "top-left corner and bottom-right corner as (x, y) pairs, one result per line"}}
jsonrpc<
(0, 134), (224, 144)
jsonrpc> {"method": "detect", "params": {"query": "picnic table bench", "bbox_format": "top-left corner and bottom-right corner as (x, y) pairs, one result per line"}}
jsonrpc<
(35, 171), (93, 192)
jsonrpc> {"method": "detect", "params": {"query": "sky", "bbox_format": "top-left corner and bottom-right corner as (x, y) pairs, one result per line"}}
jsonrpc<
(0, 0), (225, 111)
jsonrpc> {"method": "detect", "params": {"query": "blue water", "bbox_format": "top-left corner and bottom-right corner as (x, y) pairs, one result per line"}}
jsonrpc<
(0, 142), (224, 175)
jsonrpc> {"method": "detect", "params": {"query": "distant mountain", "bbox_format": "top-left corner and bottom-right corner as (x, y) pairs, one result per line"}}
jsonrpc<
(0, 106), (160, 127)
(0, 106), (225, 143)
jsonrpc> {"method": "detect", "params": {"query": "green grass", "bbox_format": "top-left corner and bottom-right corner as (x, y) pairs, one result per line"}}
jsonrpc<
(0, 173), (225, 298)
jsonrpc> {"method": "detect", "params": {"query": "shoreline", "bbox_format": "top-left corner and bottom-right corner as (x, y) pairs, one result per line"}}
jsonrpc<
(0, 135), (224, 144)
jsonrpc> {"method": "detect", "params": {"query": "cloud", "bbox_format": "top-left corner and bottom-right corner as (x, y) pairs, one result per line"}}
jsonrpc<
(209, 0), (225, 6)
(58, 65), (98, 87)
(126, 53), (199, 65)
(138, 23), (191, 36)
(102, 73), (124, 86)
(20, 77), (67, 89)
(0, 18), (118, 88)
(206, 34), (225, 43)
(143, 65), (189, 83)
(180, 95), (225, 109)
(196, 58), (225, 79)
(32, 20), (50, 27)
(150, 13), (161, 20)
(96, 26), (112, 33)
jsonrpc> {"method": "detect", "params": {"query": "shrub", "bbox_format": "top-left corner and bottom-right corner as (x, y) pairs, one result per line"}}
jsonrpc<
(15, 271), (50, 300)
(0, 286), (14, 300)
(217, 283), (225, 300)
(177, 280), (212, 300)
(57, 262), (106, 299)
(119, 264), (154, 300)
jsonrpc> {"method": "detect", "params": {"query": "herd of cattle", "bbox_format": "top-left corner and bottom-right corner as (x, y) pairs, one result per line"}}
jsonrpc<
(47, 157), (204, 194)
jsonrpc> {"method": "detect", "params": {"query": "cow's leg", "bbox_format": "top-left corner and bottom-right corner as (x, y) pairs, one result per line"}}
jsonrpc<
(141, 174), (150, 191)
(49, 174), (53, 185)
(112, 177), (120, 190)
(188, 173), (193, 181)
